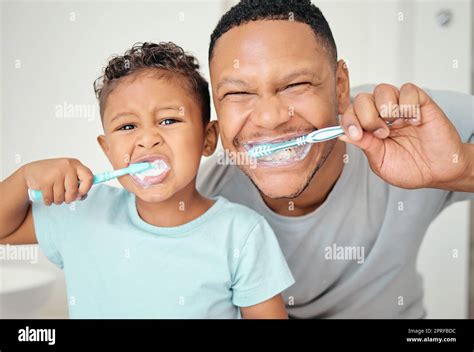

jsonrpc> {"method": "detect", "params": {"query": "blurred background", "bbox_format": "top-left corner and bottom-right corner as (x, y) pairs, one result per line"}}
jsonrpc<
(0, 0), (473, 318)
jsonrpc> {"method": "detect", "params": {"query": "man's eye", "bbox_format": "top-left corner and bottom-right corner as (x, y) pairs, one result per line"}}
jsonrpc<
(159, 118), (179, 126)
(284, 82), (310, 90)
(224, 91), (250, 97)
(118, 124), (136, 131)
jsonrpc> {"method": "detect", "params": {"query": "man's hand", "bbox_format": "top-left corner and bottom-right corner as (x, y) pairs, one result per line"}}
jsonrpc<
(338, 83), (472, 191)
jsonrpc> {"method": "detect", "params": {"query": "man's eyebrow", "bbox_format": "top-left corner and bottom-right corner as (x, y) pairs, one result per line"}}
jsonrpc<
(216, 69), (321, 92)
(216, 78), (250, 91)
(279, 69), (320, 84)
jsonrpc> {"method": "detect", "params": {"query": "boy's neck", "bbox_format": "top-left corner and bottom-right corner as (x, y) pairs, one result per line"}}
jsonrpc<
(134, 181), (214, 227)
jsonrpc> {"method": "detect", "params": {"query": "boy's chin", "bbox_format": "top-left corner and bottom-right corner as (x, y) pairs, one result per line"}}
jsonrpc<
(122, 182), (173, 203)
(133, 187), (173, 203)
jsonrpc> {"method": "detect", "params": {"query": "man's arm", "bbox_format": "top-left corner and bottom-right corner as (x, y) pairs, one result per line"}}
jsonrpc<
(240, 294), (288, 319)
(435, 143), (474, 192)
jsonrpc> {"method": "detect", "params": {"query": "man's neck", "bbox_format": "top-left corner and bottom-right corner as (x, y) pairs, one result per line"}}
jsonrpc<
(261, 141), (346, 216)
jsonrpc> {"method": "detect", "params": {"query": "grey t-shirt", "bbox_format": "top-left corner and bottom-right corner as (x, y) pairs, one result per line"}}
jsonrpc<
(197, 86), (473, 318)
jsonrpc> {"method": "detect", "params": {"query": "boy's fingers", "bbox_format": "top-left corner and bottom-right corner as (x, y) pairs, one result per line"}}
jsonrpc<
(64, 171), (79, 204)
(52, 181), (65, 205)
(41, 186), (54, 206)
(77, 165), (94, 196)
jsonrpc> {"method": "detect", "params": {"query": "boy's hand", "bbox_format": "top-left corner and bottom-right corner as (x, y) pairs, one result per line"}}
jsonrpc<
(21, 158), (94, 206)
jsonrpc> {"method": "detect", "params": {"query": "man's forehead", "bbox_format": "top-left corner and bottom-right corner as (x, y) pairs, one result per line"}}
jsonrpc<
(211, 20), (322, 58)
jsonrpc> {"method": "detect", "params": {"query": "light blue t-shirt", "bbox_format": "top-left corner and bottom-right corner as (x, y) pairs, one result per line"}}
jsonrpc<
(32, 185), (294, 319)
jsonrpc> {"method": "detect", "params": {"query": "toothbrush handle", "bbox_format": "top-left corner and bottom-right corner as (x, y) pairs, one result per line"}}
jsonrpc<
(27, 169), (130, 202)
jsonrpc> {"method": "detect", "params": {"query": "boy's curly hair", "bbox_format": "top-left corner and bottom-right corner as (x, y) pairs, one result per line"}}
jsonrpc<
(94, 42), (210, 124)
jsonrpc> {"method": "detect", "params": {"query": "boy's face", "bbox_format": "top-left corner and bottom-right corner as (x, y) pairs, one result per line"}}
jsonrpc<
(98, 70), (217, 203)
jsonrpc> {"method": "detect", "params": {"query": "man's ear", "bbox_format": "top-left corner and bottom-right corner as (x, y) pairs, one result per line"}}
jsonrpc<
(97, 135), (111, 160)
(202, 120), (219, 157)
(336, 59), (351, 114)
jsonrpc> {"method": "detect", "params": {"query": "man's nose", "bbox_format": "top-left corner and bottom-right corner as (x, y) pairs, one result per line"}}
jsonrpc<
(250, 95), (291, 130)
(136, 127), (164, 149)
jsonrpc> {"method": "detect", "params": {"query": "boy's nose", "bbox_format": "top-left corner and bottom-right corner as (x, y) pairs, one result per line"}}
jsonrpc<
(136, 129), (164, 149)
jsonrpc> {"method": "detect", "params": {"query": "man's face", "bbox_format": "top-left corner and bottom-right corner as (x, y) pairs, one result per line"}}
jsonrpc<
(98, 71), (212, 203)
(210, 20), (348, 199)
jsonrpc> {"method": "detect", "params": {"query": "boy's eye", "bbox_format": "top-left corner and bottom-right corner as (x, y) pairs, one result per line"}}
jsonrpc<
(159, 118), (180, 126)
(118, 124), (136, 131)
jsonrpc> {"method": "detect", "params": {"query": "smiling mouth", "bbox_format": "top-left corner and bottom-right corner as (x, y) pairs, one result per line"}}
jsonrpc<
(241, 132), (315, 168)
(129, 158), (170, 188)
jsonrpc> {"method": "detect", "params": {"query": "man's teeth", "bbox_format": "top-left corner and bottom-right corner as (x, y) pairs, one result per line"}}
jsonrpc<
(134, 160), (169, 179)
(258, 146), (302, 162)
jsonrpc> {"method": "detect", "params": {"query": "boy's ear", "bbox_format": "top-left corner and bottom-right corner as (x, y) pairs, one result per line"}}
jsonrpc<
(97, 135), (110, 159)
(202, 120), (219, 157)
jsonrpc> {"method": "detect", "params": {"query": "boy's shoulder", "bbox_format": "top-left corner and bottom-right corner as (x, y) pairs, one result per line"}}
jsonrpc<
(212, 196), (267, 235)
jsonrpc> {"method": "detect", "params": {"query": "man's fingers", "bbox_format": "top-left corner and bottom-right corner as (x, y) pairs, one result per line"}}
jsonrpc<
(354, 93), (389, 139)
(339, 104), (363, 141)
(399, 83), (423, 125)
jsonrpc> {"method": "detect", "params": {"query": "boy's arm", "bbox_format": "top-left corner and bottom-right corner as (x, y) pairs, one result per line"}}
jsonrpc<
(0, 166), (37, 244)
(240, 294), (288, 319)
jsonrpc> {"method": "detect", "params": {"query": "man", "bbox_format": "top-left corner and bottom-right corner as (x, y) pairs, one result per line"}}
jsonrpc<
(198, 0), (474, 318)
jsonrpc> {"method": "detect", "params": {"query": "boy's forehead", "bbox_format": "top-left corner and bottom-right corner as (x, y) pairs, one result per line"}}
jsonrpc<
(103, 71), (198, 120)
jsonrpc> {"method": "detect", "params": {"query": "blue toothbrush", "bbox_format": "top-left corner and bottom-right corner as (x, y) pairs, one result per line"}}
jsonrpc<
(28, 162), (155, 202)
(247, 122), (393, 159)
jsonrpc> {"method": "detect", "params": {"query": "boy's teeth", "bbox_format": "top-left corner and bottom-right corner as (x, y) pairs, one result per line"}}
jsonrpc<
(134, 160), (169, 178)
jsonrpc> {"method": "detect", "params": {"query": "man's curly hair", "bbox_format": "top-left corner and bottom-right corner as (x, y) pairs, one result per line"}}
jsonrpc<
(94, 42), (210, 124)
(209, 0), (337, 66)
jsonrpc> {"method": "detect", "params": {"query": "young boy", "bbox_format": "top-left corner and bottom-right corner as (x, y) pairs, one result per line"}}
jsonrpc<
(0, 42), (294, 318)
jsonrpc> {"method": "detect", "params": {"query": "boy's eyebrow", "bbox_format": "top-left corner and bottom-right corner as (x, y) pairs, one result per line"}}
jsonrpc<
(156, 105), (183, 112)
(109, 106), (183, 123)
(109, 113), (132, 124)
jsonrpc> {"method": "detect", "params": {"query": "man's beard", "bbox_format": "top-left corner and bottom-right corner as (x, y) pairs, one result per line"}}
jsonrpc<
(242, 138), (338, 200)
